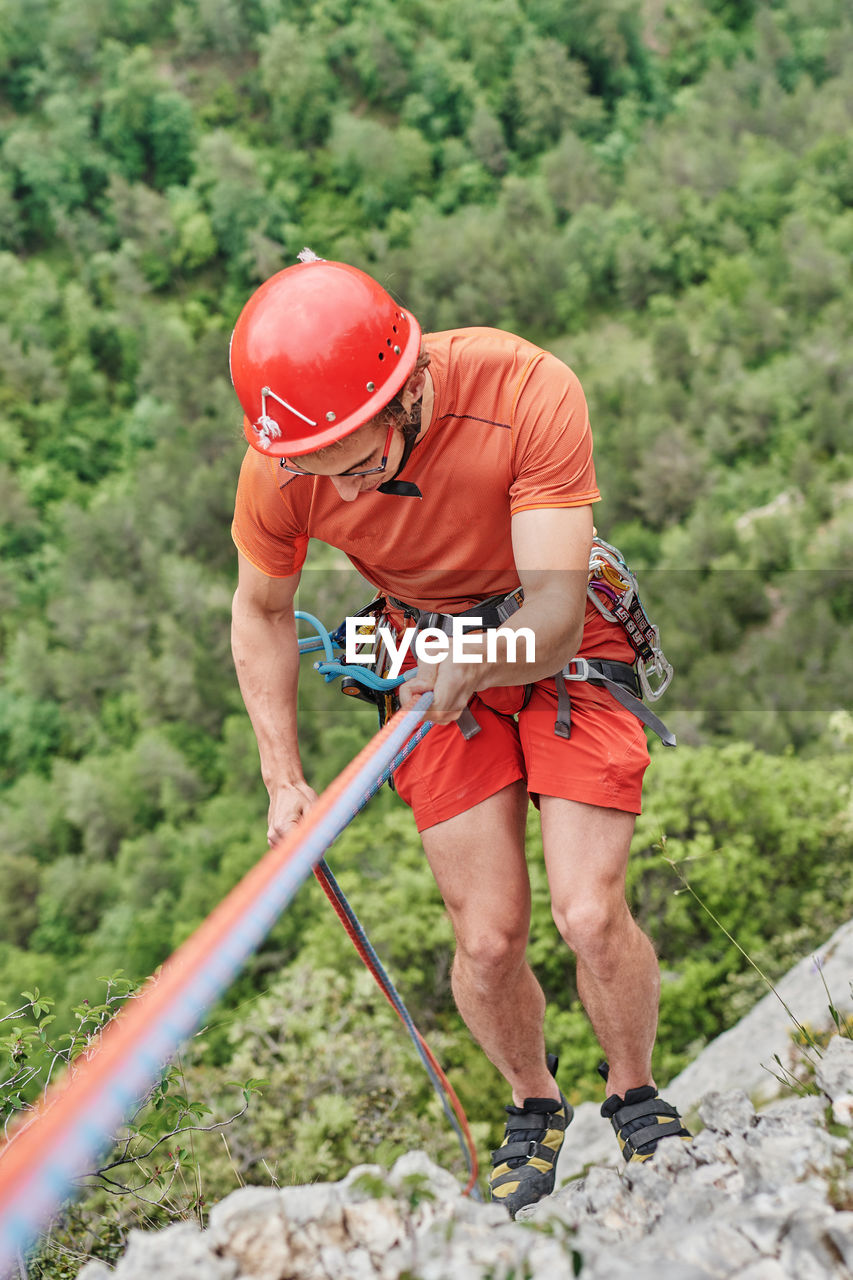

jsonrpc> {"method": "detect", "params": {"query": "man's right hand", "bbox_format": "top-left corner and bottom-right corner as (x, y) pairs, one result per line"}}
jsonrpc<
(266, 780), (319, 846)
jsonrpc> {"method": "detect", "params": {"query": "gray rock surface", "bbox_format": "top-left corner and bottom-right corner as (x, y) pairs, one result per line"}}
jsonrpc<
(78, 1032), (853, 1280)
(557, 916), (853, 1182)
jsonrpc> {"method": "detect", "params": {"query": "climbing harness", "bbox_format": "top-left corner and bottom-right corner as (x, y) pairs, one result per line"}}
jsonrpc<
(383, 589), (527, 741)
(314, 533), (676, 748)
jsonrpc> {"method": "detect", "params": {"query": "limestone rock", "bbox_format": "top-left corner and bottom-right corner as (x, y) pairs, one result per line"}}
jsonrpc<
(816, 1034), (853, 1103)
(77, 1263), (112, 1280)
(105, 1221), (237, 1279)
(697, 1087), (756, 1134)
(84, 1031), (853, 1280)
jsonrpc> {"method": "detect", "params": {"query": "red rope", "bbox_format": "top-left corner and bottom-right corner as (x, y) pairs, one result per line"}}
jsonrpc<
(313, 864), (480, 1196)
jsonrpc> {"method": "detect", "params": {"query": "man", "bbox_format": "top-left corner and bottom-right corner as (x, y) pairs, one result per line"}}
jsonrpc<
(229, 252), (689, 1217)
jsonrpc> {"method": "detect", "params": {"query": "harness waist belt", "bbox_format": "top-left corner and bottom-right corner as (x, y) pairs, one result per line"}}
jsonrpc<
(384, 591), (675, 747)
(387, 589), (525, 634)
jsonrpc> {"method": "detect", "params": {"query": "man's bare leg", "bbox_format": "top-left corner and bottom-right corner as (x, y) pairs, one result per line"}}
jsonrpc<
(420, 780), (559, 1105)
(539, 796), (660, 1099)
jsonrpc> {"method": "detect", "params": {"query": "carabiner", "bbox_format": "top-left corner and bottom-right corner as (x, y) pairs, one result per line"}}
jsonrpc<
(638, 648), (673, 701)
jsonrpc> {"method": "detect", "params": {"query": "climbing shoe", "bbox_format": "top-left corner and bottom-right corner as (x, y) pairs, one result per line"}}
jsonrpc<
(489, 1053), (573, 1218)
(599, 1061), (691, 1163)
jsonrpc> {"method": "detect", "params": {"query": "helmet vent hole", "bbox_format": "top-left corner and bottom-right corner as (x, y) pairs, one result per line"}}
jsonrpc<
(378, 352), (385, 361)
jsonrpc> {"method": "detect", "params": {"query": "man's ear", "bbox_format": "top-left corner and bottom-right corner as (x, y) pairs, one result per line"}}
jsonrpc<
(399, 369), (426, 412)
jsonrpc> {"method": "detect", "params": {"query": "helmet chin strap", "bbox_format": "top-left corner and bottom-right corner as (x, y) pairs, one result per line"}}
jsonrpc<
(377, 402), (423, 498)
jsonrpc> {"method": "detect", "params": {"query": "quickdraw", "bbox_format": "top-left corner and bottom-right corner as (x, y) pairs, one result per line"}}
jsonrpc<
(586, 536), (673, 702)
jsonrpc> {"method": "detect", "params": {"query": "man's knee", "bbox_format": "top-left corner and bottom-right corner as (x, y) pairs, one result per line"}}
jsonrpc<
(454, 919), (529, 979)
(552, 895), (632, 969)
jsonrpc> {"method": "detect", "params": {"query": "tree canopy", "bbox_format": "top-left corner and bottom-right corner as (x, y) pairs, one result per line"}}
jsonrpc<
(1, 0), (852, 1263)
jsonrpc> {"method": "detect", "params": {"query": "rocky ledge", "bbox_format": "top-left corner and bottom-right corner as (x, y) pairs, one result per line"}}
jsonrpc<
(80, 1036), (853, 1280)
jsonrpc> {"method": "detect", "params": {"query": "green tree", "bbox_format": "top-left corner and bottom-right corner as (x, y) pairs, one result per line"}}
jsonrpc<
(1, 91), (107, 244)
(192, 129), (269, 270)
(98, 43), (195, 188)
(541, 132), (613, 219)
(403, 40), (478, 140)
(328, 1), (415, 107)
(257, 19), (339, 146)
(173, 0), (251, 55)
(507, 37), (600, 157)
(0, 0), (53, 106)
(466, 103), (509, 177)
(327, 114), (433, 222)
(31, 856), (118, 957)
(0, 852), (40, 947)
(438, 0), (525, 98)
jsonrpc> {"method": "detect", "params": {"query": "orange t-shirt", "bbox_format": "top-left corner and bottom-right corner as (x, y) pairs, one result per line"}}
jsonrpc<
(232, 327), (631, 662)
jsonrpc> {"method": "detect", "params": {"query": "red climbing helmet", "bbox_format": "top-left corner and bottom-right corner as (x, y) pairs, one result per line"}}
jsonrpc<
(229, 251), (422, 457)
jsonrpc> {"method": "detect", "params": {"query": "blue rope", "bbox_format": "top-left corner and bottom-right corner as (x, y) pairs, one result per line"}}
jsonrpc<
(295, 610), (336, 660)
(296, 610), (409, 693)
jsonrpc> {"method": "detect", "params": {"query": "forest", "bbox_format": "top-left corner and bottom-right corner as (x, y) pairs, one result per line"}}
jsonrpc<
(0, 0), (852, 1271)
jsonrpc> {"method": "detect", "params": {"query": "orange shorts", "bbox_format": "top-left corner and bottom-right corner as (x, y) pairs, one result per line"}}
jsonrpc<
(392, 676), (651, 832)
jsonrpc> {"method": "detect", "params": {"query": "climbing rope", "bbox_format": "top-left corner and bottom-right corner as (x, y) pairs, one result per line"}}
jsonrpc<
(0, 693), (441, 1275)
(314, 859), (480, 1197)
(0, 610), (482, 1271)
(294, 610), (479, 1194)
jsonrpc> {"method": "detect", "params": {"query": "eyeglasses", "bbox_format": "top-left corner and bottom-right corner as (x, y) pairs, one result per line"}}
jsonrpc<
(279, 422), (395, 478)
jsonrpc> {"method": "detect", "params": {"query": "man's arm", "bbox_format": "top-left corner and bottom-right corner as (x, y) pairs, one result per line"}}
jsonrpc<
(231, 551), (317, 843)
(402, 505), (593, 725)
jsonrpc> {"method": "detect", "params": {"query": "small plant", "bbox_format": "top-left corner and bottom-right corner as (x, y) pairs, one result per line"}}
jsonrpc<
(659, 836), (852, 1096)
(398, 1170), (437, 1209)
(86, 1058), (265, 1222)
(348, 1170), (393, 1200)
(811, 956), (853, 1040)
(0, 977), (265, 1274)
